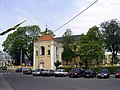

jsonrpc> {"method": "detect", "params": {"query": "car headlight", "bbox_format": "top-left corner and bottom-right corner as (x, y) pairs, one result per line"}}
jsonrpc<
(37, 72), (40, 74)
(116, 74), (119, 75)
(74, 73), (77, 75)
(98, 74), (100, 75)
(104, 74), (107, 75)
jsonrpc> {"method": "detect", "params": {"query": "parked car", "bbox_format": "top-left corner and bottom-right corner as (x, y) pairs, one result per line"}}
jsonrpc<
(16, 68), (23, 73)
(97, 69), (110, 78)
(41, 69), (54, 76)
(115, 69), (120, 78)
(23, 68), (32, 74)
(54, 69), (68, 77)
(84, 69), (96, 78)
(68, 68), (85, 78)
(32, 69), (44, 76)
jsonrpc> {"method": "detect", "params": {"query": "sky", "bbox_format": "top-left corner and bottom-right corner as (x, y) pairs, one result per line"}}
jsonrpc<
(0, 0), (120, 51)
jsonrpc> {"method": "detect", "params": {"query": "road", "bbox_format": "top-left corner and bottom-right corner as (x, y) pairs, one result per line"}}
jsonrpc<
(0, 70), (120, 90)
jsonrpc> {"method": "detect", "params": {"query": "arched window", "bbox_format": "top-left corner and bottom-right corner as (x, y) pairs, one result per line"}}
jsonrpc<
(40, 46), (45, 55)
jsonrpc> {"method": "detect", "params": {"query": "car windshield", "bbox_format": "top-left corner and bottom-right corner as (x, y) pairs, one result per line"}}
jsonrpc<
(99, 70), (108, 73)
(86, 69), (92, 72)
(17, 68), (22, 70)
(25, 68), (31, 70)
(43, 70), (49, 71)
(56, 69), (64, 72)
(34, 69), (41, 71)
(70, 69), (80, 72)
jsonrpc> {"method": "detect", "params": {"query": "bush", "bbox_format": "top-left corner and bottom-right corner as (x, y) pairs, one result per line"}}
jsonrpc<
(100, 66), (120, 74)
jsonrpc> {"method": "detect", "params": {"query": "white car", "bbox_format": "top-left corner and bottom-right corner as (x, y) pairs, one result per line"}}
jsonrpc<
(54, 69), (68, 77)
(41, 69), (55, 76)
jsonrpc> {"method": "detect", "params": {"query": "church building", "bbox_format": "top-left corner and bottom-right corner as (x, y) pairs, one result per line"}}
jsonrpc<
(33, 34), (63, 70)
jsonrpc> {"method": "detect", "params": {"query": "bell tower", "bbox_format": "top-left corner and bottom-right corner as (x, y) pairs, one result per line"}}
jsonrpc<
(33, 28), (63, 70)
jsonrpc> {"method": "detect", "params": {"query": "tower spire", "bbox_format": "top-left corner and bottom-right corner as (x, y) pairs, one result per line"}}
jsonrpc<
(45, 25), (48, 34)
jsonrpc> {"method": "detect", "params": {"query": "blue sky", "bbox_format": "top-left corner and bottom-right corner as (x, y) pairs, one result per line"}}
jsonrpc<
(0, 0), (120, 51)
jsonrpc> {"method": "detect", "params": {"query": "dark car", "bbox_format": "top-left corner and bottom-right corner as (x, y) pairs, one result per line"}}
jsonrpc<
(115, 69), (120, 78)
(97, 69), (110, 78)
(68, 68), (85, 78)
(41, 69), (54, 76)
(84, 69), (96, 78)
(32, 69), (44, 76)
(23, 68), (32, 74)
(16, 68), (23, 73)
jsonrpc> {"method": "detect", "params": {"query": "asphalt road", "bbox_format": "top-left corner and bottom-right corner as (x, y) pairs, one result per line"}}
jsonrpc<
(0, 70), (120, 90)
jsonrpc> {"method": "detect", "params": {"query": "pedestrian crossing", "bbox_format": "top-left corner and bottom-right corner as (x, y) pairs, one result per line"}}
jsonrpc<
(0, 72), (11, 75)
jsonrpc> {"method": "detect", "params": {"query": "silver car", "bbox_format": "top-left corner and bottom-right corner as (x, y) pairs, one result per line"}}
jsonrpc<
(41, 69), (55, 76)
(54, 69), (68, 77)
(32, 69), (43, 76)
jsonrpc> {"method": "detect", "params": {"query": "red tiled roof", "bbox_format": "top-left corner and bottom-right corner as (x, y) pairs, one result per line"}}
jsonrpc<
(35, 34), (60, 42)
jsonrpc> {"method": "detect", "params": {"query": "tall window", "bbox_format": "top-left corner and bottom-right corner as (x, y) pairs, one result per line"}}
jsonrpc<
(48, 50), (50, 55)
(36, 51), (38, 56)
(41, 46), (45, 55)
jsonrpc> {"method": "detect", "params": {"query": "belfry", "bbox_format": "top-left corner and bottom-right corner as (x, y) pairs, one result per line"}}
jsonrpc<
(33, 28), (63, 70)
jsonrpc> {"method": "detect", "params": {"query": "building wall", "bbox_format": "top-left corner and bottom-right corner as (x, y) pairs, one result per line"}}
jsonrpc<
(34, 40), (63, 70)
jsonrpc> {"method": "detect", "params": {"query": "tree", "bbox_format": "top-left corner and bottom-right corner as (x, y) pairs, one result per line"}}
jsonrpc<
(62, 29), (74, 65)
(79, 26), (104, 67)
(79, 34), (90, 67)
(2, 25), (41, 65)
(87, 26), (104, 65)
(100, 19), (120, 65)
(47, 29), (55, 37)
(54, 61), (61, 69)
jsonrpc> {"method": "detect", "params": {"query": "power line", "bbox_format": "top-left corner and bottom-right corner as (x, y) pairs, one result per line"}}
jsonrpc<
(54, 0), (98, 32)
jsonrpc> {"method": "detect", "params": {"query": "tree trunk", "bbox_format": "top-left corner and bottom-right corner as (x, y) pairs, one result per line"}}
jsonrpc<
(84, 61), (88, 68)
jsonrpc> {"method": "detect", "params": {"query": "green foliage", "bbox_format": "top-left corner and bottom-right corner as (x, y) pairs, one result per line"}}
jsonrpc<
(100, 19), (120, 65)
(2, 25), (41, 65)
(62, 47), (74, 65)
(47, 30), (55, 37)
(79, 26), (104, 68)
(54, 61), (61, 69)
(62, 29), (75, 65)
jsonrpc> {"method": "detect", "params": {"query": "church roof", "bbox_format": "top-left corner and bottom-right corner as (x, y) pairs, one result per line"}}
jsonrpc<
(55, 35), (80, 42)
(35, 34), (60, 42)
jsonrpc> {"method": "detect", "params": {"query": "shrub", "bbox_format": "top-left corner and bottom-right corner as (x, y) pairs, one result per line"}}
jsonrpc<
(58, 66), (120, 74)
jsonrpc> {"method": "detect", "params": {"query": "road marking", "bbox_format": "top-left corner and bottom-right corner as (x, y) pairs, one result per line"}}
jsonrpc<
(0, 72), (11, 75)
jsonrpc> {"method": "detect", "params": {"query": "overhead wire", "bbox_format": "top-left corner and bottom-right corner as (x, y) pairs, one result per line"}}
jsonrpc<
(53, 0), (98, 32)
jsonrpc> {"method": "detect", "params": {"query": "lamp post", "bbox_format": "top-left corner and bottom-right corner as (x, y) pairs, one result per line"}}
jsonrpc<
(20, 49), (22, 66)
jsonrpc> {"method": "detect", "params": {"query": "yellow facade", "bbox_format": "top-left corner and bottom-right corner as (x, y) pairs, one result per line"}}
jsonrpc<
(34, 37), (63, 70)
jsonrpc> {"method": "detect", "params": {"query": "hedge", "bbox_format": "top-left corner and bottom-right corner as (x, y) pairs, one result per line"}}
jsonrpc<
(58, 66), (120, 74)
